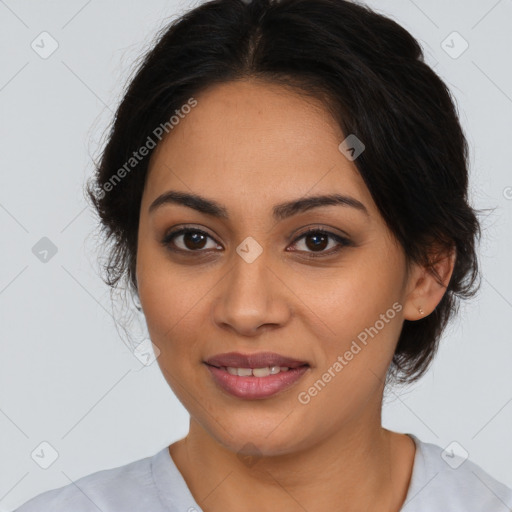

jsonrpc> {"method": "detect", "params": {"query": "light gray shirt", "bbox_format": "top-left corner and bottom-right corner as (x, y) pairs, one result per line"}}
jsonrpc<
(12, 434), (512, 511)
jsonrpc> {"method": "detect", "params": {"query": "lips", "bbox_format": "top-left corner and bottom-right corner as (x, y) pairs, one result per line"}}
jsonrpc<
(204, 351), (309, 370)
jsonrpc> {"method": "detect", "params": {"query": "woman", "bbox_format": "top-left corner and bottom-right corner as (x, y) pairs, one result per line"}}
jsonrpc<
(14, 0), (512, 510)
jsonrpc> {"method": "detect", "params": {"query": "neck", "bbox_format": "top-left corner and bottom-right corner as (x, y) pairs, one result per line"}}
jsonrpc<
(169, 410), (415, 512)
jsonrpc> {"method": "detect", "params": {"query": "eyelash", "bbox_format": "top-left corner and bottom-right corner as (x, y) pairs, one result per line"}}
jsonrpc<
(160, 226), (352, 259)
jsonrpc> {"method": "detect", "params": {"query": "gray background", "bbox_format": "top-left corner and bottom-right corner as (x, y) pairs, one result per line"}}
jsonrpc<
(1, 0), (511, 509)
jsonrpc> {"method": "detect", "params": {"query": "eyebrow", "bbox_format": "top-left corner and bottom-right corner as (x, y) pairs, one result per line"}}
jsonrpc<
(148, 190), (368, 220)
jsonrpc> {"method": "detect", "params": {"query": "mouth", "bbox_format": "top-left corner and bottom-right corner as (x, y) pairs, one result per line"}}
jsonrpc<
(204, 352), (310, 399)
(205, 351), (309, 370)
(206, 365), (301, 377)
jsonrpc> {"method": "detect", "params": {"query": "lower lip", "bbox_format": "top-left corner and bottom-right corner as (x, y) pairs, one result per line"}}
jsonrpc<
(205, 364), (309, 399)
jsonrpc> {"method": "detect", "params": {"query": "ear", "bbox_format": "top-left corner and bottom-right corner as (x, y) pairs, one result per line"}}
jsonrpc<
(402, 245), (456, 321)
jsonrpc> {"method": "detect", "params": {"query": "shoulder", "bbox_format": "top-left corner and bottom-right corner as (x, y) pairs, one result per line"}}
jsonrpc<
(12, 450), (163, 512)
(403, 434), (512, 512)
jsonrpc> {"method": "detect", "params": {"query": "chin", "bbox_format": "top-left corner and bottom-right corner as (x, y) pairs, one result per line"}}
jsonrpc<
(206, 418), (310, 459)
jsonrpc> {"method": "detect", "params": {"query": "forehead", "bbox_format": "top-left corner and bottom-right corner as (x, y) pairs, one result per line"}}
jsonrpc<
(143, 79), (376, 218)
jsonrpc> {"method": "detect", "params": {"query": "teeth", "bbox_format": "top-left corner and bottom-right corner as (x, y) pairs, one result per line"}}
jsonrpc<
(225, 366), (290, 377)
(253, 367), (270, 377)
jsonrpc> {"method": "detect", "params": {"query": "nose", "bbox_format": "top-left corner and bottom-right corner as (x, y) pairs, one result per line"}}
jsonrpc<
(211, 248), (291, 337)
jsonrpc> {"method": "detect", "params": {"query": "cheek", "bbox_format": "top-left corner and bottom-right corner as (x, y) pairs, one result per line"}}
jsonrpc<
(136, 242), (203, 359)
(297, 248), (406, 391)
(298, 250), (404, 338)
(137, 259), (211, 407)
(295, 286), (403, 427)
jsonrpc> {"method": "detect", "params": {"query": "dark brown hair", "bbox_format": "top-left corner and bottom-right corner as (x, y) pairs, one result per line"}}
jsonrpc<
(86, 0), (481, 384)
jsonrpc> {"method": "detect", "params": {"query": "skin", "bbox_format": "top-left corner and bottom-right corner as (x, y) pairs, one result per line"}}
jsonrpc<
(135, 79), (455, 512)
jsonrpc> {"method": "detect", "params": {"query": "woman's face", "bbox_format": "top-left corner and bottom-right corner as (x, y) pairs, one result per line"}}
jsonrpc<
(136, 79), (419, 456)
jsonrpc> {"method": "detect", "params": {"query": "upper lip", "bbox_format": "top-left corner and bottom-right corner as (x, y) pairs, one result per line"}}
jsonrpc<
(205, 352), (309, 369)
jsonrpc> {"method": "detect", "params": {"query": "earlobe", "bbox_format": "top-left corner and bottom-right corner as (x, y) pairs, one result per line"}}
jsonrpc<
(403, 246), (456, 321)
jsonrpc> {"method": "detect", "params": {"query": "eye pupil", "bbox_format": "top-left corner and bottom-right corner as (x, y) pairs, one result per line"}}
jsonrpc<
(305, 233), (328, 251)
(164, 228), (345, 257)
(184, 232), (207, 250)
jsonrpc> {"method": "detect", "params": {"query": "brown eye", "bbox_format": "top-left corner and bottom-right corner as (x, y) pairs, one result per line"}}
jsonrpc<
(182, 231), (208, 250)
(161, 226), (351, 258)
(304, 232), (329, 251)
(289, 228), (352, 257)
(162, 228), (220, 252)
